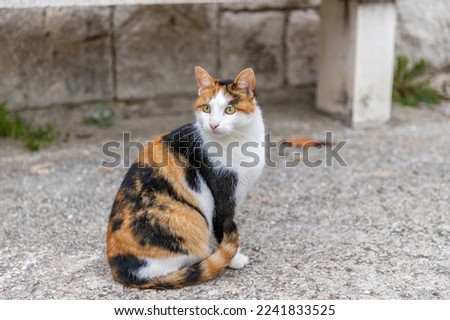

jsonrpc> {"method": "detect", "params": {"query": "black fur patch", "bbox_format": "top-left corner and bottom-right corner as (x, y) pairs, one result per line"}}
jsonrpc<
(121, 162), (146, 190)
(162, 122), (238, 242)
(222, 217), (237, 237)
(185, 165), (201, 192)
(153, 281), (176, 290)
(184, 262), (203, 285)
(162, 123), (205, 199)
(162, 123), (203, 169)
(229, 97), (240, 106)
(156, 203), (169, 211)
(113, 163), (152, 215)
(109, 200), (121, 220)
(109, 254), (147, 286)
(139, 159), (201, 212)
(130, 215), (187, 253)
(218, 79), (234, 86)
(201, 167), (237, 243)
(118, 160), (204, 218)
(111, 218), (123, 232)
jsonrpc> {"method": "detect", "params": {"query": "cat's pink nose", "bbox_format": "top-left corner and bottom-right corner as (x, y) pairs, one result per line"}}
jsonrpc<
(209, 122), (219, 130)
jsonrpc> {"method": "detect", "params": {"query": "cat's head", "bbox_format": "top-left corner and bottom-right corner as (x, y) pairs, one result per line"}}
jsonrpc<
(194, 66), (257, 136)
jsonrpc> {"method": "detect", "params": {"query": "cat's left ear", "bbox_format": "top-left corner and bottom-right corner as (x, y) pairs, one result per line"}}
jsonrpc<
(234, 68), (256, 98)
(195, 66), (215, 96)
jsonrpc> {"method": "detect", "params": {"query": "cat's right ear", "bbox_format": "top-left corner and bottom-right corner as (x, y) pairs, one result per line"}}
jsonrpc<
(195, 66), (215, 96)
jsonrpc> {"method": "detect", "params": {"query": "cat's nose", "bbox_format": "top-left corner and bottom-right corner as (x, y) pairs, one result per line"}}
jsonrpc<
(209, 122), (219, 130)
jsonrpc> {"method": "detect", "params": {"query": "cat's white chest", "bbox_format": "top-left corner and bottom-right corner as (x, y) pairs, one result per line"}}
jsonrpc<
(231, 141), (265, 208)
(222, 113), (265, 209)
(190, 139), (264, 233)
(197, 106), (265, 212)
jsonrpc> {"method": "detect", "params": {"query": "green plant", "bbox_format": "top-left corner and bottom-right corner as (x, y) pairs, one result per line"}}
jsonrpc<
(0, 102), (59, 151)
(84, 104), (115, 127)
(393, 56), (443, 107)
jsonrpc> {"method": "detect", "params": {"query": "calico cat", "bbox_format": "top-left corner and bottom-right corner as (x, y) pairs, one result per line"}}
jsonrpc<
(106, 67), (265, 289)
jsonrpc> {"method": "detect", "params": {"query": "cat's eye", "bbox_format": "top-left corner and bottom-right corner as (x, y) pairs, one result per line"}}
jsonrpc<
(202, 104), (211, 113)
(225, 105), (236, 115)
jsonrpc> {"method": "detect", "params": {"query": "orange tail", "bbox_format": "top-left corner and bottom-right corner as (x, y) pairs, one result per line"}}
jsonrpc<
(280, 137), (334, 148)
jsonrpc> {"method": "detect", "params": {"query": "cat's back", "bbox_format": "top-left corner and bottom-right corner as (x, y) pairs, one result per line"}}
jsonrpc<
(106, 132), (212, 267)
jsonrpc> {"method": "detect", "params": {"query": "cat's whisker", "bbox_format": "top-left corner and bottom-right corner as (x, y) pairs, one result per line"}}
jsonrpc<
(228, 129), (255, 140)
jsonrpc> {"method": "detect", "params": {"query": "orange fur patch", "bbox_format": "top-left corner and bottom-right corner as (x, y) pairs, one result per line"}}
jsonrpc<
(108, 133), (211, 262)
(152, 193), (210, 256)
(194, 82), (255, 114)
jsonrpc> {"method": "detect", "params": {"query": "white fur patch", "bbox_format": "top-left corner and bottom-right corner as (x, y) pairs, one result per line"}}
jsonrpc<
(136, 255), (202, 280)
(197, 103), (266, 209)
(229, 249), (249, 269)
(188, 177), (215, 232)
(209, 90), (229, 111)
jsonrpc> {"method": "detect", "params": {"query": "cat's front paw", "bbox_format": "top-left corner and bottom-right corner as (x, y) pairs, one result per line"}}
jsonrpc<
(229, 251), (249, 269)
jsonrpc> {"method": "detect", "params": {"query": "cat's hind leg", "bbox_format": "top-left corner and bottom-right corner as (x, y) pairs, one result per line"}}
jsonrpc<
(228, 248), (249, 269)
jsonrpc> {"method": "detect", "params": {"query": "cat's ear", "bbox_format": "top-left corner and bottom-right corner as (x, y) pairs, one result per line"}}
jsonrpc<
(234, 68), (256, 98)
(195, 66), (215, 96)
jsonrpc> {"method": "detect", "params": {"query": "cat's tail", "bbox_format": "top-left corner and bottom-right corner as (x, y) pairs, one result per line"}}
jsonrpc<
(134, 218), (239, 289)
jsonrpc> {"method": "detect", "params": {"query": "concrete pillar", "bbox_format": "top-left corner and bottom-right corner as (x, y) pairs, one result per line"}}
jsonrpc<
(316, 0), (397, 128)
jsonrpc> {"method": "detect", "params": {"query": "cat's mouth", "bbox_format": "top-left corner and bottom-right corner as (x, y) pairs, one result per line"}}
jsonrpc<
(210, 128), (221, 134)
(203, 126), (225, 135)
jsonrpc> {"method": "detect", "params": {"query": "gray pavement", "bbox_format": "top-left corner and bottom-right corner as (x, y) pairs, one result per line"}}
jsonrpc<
(1, 96), (449, 299)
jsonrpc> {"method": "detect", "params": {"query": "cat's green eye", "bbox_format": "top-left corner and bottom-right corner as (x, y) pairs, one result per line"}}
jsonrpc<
(225, 105), (236, 115)
(202, 104), (211, 113)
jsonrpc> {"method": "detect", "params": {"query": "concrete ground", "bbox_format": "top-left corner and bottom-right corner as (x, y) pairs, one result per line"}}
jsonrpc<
(1, 94), (449, 299)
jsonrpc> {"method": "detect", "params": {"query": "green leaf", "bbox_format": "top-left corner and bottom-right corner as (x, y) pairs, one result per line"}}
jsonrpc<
(0, 102), (11, 137)
(25, 138), (41, 151)
(392, 55), (443, 107)
(403, 59), (427, 83)
(394, 55), (409, 86)
(11, 116), (27, 139)
(415, 82), (442, 105)
(0, 102), (61, 151)
(400, 91), (418, 107)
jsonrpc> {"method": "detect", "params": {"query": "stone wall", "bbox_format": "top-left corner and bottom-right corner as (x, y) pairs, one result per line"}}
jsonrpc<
(0, 7), (114, 109)
(396, 0), (450, 96)
(0, 0), (320, 118)
(0, 0), (449, 119)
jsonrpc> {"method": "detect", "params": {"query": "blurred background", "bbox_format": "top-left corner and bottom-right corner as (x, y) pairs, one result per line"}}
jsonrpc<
(0, 0), (449, 129)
